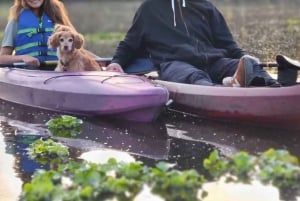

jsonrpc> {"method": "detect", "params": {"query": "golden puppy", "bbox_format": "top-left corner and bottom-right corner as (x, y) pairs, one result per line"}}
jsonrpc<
(48, 27), (101, 72)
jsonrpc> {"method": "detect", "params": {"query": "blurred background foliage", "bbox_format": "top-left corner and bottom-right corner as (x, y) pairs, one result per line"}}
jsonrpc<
(0, 0), (300, 60)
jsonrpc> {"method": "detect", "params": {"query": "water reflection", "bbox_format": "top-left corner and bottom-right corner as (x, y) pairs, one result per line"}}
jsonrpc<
(0, 100), (221, 200)
(164, 111), (300, 159)
(0, 100), (300, 200)
(0, 132), (22, 201)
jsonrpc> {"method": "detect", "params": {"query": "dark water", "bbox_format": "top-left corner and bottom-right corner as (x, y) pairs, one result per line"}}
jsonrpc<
(1, 99), (300, 200)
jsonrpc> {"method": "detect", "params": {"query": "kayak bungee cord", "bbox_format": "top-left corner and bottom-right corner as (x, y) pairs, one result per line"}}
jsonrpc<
(43, 74), (147, 84)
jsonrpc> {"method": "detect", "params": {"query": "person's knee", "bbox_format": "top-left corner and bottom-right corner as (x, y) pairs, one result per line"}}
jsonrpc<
(193, 79), (214, 86)
(188, 71), (214, 86)
(159, 61), (214, 85)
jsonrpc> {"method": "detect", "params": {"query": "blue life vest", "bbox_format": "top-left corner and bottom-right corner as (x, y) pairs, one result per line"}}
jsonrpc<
(14, 9), (57, 62)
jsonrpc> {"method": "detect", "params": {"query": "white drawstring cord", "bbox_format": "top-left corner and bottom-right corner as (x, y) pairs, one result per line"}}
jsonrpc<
(171, 0), (176, 26)
(171, 0), (186, 27)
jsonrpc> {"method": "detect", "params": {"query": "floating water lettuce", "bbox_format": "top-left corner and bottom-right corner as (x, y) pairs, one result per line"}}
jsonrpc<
(23, 137), (300, 201)
(46, 115), (83, 138)
(27, 138), (69, 166)
(203, 149), (300, 194)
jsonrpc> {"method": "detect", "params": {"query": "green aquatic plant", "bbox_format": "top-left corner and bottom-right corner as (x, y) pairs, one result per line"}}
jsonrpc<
(46, 115), (83, 138)
(27, 138), (69, 166)
(23, 135), (300, 201)
(21, 159), (206, 201)
(21, 170), (64, 201)
(203, 148), (300, 195)
(257, 149), (300, 189)
(203, 150), (228, 178)
(226, 151), (257, 183)
(22, 160), (143, 201)
(151, 161), (206, 201)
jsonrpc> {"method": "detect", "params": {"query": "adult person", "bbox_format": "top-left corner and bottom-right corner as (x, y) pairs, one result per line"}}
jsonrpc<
(0, 0), (75, 68)
(107, 0), (281, 87)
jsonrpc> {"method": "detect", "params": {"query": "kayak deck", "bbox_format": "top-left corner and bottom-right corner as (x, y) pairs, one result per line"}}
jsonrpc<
(0, 68), (169, 122)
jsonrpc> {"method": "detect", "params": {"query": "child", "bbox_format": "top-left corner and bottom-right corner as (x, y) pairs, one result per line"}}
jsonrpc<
(0, 0), (74, 68)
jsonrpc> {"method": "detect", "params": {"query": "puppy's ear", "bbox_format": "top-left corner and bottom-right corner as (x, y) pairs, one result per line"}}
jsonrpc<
(55, 24), (73, 32)
(54, 24), (62, 32)
(48, 32), (60, 48)
(74, 32), (84, 49)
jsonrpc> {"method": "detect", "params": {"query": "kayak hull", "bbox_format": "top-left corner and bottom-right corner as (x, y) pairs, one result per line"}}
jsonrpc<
(0, 68), (169, 122)
(154, 80), (300, 130)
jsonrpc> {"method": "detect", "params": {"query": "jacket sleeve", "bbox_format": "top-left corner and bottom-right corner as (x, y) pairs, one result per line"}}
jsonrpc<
(210, 5), (246, 59)
(111, 5), (146, 68)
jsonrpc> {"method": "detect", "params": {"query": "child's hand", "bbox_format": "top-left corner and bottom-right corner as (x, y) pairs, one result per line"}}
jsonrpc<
(22, 55), (40, 67)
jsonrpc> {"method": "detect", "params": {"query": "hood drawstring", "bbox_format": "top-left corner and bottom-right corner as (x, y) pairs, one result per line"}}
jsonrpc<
(171, 0), (186, 27)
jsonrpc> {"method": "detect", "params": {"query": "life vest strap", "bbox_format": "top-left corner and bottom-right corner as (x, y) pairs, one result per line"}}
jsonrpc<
(17, 28), (54, 37)
(15, 41), (49, 52)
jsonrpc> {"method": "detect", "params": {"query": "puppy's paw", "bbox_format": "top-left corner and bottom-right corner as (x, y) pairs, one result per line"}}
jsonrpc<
(54, 66), (62, 72)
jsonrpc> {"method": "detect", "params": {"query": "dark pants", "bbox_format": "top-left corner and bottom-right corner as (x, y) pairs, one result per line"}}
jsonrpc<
(159, 58), (238, 86)
(159, 58), (274, 86)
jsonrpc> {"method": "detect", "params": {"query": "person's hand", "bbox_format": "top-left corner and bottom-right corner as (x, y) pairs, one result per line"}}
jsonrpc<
(106, 63), (124, 73)
(21, 55), (40, 67)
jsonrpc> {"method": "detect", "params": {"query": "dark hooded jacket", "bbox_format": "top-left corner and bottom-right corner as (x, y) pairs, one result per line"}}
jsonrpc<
(112, 0), (245, 70)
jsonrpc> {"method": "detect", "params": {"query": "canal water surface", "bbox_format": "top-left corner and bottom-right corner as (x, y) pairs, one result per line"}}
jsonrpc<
(0, 99), (300, 201)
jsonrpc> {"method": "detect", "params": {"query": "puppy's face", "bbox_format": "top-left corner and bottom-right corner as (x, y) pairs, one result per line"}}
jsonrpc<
(49, 31), (84, 52)
(58, 32), (75, 52)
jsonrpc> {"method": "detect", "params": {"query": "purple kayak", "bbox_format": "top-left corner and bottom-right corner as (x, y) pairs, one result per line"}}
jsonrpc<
(0, 68), (169, 122)
(154, 80), (300, 130)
